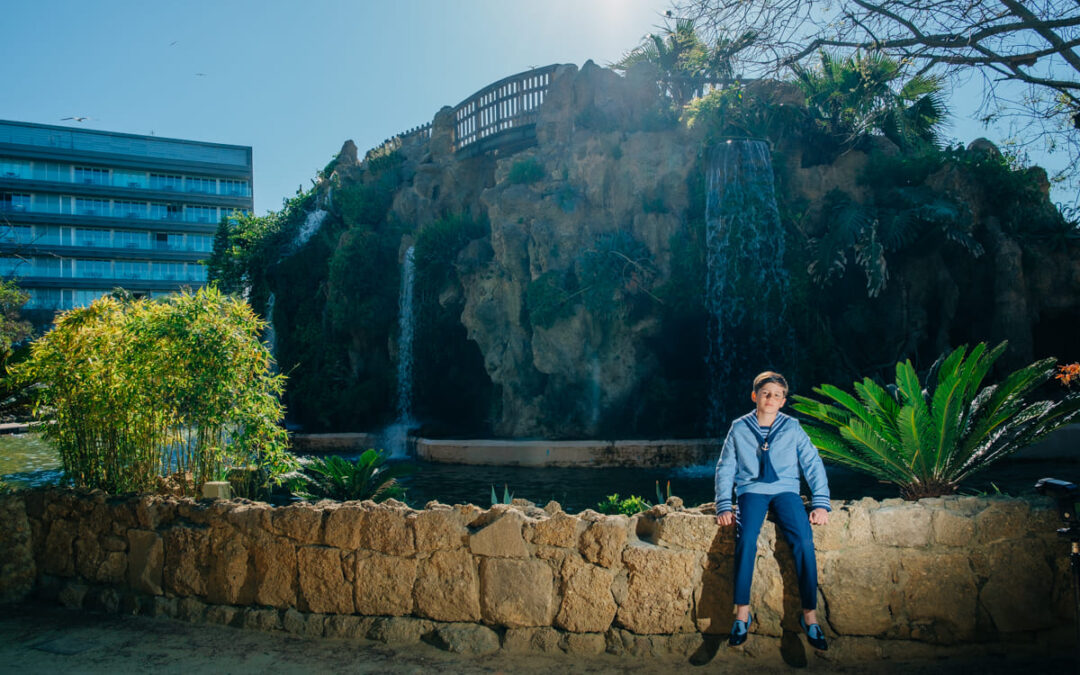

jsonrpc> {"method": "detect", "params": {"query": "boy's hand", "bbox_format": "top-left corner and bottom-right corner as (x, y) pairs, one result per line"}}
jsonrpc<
(808, 508), (829, 525)
(716, 511), (735, 527)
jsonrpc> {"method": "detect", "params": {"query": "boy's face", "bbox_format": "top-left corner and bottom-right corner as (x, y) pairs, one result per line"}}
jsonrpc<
(752, 382), (787, 416)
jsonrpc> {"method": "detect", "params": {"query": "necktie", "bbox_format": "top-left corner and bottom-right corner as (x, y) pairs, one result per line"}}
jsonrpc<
(758, 429), (779, 483)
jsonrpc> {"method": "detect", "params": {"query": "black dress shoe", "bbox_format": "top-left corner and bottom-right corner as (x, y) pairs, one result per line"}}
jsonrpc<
(800, 616), (828, 651)
(729, 612), (752, 646)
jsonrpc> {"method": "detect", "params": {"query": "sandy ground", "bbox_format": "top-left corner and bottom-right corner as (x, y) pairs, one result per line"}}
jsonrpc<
(0, 603), (1075, 674)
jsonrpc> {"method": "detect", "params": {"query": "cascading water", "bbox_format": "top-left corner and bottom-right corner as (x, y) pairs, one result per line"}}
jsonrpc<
(292, 209), (327, 251)
(264, 292), (278, 372)
(383, 246), (417, 458)
(704, 139), (793, 436)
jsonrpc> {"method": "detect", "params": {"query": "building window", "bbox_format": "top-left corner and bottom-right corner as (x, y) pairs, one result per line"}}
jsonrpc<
(115, 261), (149, 279)
(34, 225), (62, 245)
(1, 193), (31, 212)
(71, 290), (107, 308)
(219, 179), (250, 196)
(74, 197), (109, 216)
(115, 230), (149, 249)
(185, 206), (216, 223)
(149, 173), (182, 191)
(114, 169), (147, 189)
(185, 176), (216, 193)
(189, 234), (212, 252)
(0, 159), (31, 179)
(113, 200), (147, 219)
(0, 257), (25, 276)
(74, 166), (110, 185)
(32, 257), (62, 277)
(0, 225), (32, 244)
(77, 228), (112, 247)
(26, 289), (61, 309)
(187, 264), (207, 281)
(153, 262), (183, 280)
(32, 161), (66, 182)
(76, 259), (111, 279)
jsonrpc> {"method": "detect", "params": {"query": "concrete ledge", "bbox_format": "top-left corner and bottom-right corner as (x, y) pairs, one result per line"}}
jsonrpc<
(415, 439), (713, 467)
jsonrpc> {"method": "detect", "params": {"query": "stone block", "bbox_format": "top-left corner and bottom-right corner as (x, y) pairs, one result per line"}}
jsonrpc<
(694, 558), (734, 634)
(813, 506), (848, 552)
(932, 508), (976, 546)
(97, 551), (127, 585)
(177, 596), (207, 622)
(225, 502), (272, 536)
(353, 550), (416, 616)
(368, 616), (432, 644)
(899, 550), (977, 642)
(975, 499), (1030, 544)
(324, 504), (416, 557)
(253, 535), (297, 608)
(57, 582), (88, 609)
(580, 516), (629, 568)
(135, 495), (176, 530)
(528, 511), (583, 548)
(480, 557), (555, 627)
(503, 626), (563, 653)
(470, 509), (529, 558)
(163, 525), (210, 597)
(283, 608), (326, 637)
(412, 507), (468, 552)
(42, 519), (77, 577)
(297, 545), (353, 614)
(979, 540), (1055, 632)
(615, 544), (699, 634)
(652, 512), (716, 551)
(206, 535), (251, 605)
(241, 607), (282, 632)
(271, 503), (324, 545)
(149, 595), (177, 618)
(427, 623), (501, 655)
(564, 632), (606, 655)
(819, 548), (899, 636)
(324, 615), (375, 640)
(554, 556), (617, 633)
(205, 604), (242, 626)
(413, 548), (481, 622)
(870, 503), (932, 547)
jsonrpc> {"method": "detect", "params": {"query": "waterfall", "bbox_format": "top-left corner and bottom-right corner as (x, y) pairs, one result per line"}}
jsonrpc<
(704, 139), (793, 435)
(264, 292), (278, 371)
(292, 209), (327, 251)
(383, 246), (417, 458)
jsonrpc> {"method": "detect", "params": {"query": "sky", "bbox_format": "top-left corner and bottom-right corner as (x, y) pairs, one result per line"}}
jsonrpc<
(1, 0), (1071, 214)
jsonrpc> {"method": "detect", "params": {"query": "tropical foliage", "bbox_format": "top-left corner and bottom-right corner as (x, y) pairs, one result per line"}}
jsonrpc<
(596, 493), (652, 516)
(291, 450), (412, 502)
(16, 287), (293, 495)
(791, 342), (1080, 499)
(792, 51), (947, 155)
(612, 18), (754, 107)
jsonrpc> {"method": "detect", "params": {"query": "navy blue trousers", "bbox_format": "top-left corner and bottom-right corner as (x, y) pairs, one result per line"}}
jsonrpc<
(734, 491), (818, 609)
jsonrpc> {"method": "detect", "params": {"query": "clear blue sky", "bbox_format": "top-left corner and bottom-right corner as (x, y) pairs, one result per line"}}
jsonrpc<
(1, 0), (1070, 214)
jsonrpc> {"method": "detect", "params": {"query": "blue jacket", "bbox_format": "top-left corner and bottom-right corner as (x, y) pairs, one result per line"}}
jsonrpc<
(714, 411), (831, 514)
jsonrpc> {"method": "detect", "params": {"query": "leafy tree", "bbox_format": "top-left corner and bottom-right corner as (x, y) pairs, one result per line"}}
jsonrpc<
(612, 17), (754, 107)
(792, 51), (947, 153)
(0, 280), (32, 365)
(791, 342), (1080, 499)
(17, 287), (293, 494)
(678, 0), (1080, 184)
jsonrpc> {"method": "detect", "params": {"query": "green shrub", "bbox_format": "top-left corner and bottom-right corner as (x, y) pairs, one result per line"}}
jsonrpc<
(596, 494), (652, 515)
(507, 158), (546, 184)
(791, 342), (1080, 499)
(18, 287), (293, 495)
(292, 450), (412, 502)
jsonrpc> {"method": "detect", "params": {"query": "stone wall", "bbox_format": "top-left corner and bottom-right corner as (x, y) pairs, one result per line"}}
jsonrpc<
(0, 489), (1073, 660)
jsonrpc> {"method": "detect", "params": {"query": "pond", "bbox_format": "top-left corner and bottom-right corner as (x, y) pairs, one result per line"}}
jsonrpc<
(2, 433), (1072, 512)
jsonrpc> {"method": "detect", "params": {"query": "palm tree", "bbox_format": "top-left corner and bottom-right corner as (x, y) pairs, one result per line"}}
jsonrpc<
(792, 50), (947, 152)
(612, 18), (754, 108)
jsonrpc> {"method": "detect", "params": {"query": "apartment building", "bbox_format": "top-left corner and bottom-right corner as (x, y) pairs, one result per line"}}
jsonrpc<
(0, 120), (252, 312)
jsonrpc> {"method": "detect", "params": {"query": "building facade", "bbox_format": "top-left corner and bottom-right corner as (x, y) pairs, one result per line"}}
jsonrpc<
(0, 120), (252, 313)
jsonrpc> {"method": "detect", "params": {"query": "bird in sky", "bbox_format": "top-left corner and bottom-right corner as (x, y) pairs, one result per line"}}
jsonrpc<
(195, 72), (207, 77)
(61, 116), (90, 122)
(169, 40), (178, 46)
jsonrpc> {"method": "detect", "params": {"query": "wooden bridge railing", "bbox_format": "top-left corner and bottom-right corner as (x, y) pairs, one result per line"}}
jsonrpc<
(452, 65), (558, 156)
(361, 65), (559, 164)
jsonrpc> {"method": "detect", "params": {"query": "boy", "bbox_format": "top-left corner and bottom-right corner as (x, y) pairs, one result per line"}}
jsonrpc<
(714, 371), (831, 650)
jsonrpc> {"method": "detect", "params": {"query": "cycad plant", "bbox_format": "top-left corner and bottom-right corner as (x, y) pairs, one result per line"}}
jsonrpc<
(294, 450), (413, 502)
(791, 342), (1080, 499)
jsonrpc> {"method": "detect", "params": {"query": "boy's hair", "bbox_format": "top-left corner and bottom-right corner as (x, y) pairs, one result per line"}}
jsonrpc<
(753, 371), (789, 395)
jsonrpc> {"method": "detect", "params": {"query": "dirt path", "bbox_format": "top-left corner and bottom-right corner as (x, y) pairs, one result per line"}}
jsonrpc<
(0, 603), (1072, 674)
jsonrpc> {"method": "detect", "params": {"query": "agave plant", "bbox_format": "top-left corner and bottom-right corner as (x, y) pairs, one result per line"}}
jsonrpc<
(791, 342), (1080, 499)
(295, 450), (413, 503)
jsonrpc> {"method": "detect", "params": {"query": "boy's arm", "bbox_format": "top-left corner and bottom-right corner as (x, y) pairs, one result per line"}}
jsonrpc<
(714, 428), (738, 515)
(795, 422), (832, 512)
